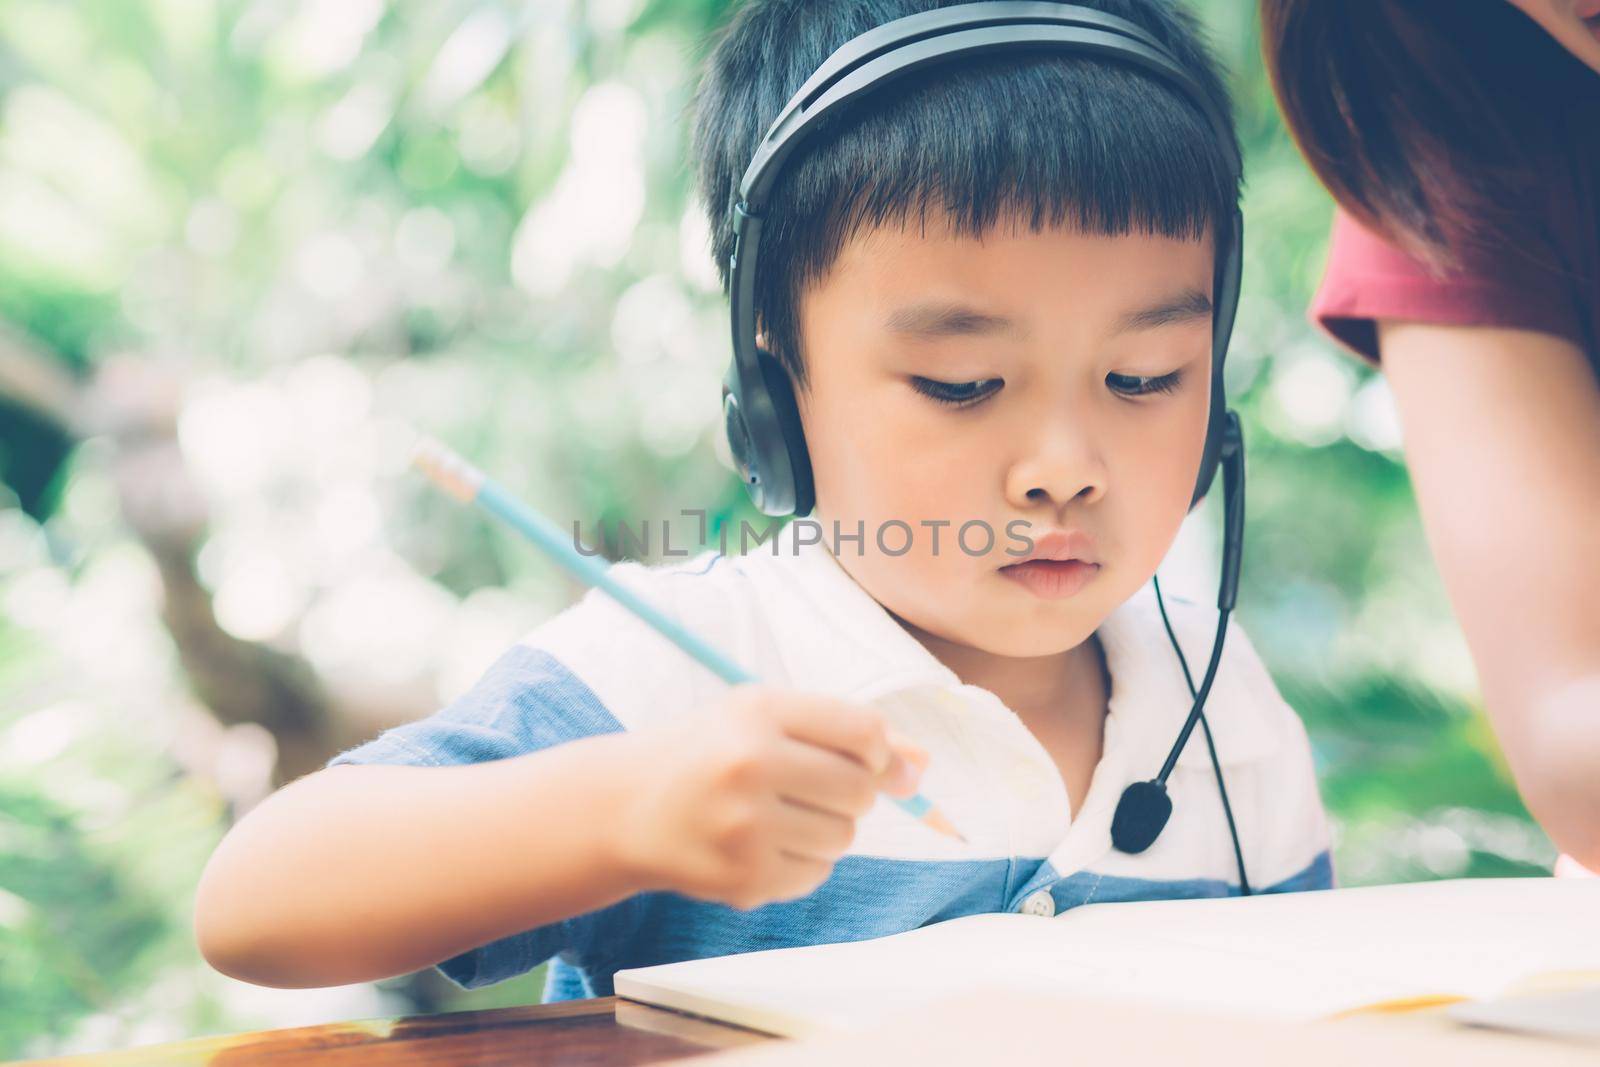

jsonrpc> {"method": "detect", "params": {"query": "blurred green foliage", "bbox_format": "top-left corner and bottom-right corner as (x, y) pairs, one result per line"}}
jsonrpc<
(0, 617), (214, 1053)
(0, 0), (1553, 1059)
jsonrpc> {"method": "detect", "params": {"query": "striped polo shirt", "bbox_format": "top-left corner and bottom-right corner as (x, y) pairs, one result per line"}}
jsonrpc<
(327, 534), (1334, 1001)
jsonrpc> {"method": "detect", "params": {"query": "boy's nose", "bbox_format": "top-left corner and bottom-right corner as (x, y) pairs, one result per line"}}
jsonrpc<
(1003, 418), (1108, 510)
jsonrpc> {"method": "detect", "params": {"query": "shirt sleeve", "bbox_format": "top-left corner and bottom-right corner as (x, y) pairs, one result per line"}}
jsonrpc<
(325, 642), (634, 989)
(1211, 620), (1337, 895)
(1310, 208), (1588, 365)
(1251, 703), (1337, 895)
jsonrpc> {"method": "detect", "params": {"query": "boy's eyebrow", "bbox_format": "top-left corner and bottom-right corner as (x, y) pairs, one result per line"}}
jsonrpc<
(882, 302), (1026, 340)
(881, 288), (1214, 340)
(1114, 288), (1214, 333)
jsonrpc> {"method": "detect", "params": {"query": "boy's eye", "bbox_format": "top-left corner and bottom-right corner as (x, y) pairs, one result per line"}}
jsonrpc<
(910, 376), (1003, 408)
(1106, 370), (1184, 397)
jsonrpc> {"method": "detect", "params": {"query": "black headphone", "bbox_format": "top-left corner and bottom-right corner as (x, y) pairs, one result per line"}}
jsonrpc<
(720, 2), (1253, 893)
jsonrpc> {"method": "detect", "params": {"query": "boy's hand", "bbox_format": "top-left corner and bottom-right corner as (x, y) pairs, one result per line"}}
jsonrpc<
(613, 685), (929, 910)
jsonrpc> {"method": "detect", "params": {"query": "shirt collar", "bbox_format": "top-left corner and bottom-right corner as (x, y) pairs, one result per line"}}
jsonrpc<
(737, 534), (959, 700)
(735, 534), (1279, 771)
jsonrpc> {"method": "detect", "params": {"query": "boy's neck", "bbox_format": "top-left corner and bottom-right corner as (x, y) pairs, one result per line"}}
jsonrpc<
(889, 611), (1110, 726)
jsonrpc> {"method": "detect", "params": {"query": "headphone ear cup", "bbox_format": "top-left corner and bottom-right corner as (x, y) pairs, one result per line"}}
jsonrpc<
(722, 360), (760, 497)
(755, 346), (815, 517)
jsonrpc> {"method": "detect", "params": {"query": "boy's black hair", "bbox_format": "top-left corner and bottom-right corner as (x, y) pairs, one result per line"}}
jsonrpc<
(689, 0), (1240, 390)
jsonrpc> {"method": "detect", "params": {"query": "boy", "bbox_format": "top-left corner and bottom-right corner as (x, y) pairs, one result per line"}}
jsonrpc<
(195, 0), (1333, 1001)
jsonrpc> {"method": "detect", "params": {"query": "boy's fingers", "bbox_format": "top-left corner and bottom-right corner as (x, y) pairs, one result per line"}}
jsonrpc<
(882, 729), (929, 796)
(775, 850), (834, 898)
(887, 729), (929, 770)
(770, 738), (880, 817)
(771, 797), (856, 861)
(770, 693), (893, 774)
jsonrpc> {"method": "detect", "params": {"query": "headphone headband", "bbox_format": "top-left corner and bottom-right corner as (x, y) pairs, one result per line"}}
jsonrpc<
(756, 4), (1171, 152)
(740, 6), (1238, 209)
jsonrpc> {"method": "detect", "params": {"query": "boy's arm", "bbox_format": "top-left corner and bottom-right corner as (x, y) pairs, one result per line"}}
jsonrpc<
(194, 731), (647, 988)
(195, 682), (922, 990)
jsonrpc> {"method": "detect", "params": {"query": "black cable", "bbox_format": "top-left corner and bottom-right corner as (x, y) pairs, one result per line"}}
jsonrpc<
(1153, 573), (1251, 895)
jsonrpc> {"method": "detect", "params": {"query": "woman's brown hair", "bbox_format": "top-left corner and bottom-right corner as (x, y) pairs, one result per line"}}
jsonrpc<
(1260, 0), (1591, 273)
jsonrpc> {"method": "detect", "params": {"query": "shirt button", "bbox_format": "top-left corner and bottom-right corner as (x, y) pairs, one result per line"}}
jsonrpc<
(1020, 889), (1055, 917)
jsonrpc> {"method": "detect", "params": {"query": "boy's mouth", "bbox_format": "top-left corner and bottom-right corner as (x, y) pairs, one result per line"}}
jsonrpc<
(999, 558), (1102, 600)
(998, 529), (1102, 600)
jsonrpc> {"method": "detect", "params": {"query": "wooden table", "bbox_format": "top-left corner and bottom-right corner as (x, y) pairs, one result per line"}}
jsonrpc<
(16, 991), (1598, 1067)
(17, 997), (772, 1067)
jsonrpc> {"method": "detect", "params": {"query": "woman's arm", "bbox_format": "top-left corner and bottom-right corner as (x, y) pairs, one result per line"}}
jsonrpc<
(1378, 320), (1600, 868)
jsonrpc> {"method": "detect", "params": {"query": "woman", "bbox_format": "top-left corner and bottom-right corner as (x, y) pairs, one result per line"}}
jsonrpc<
(1260, 0), (1599, 870)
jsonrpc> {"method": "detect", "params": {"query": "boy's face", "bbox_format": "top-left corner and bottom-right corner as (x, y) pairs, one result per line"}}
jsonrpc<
(792, 212), (1215, 658)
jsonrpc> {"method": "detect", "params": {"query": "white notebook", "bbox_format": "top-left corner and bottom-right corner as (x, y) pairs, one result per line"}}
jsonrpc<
(613, 878), (1600, 1037)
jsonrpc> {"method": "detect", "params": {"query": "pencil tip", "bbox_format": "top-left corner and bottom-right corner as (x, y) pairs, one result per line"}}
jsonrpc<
(409, 436), (483, 503)
(923, 809), (966, 843)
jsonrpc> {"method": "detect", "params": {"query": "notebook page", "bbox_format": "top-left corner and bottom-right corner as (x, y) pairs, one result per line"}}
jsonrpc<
(613, 878), (1600, 1036)
(1052, 878), (1600, 1002)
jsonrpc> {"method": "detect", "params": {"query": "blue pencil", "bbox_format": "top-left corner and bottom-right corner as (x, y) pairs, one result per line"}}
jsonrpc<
(410, 436), (965, 842)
